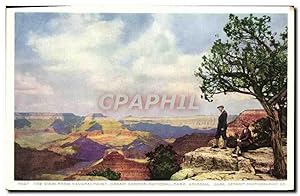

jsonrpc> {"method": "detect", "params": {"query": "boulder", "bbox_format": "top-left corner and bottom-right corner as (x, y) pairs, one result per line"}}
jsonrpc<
(171, 146), (287, 180)
(237, 157), (255, 174)
(170, 168), (195, 180)
(182, 147), (238, 171)
(191, 171), (276, 180)
(243, 147), (287, 174)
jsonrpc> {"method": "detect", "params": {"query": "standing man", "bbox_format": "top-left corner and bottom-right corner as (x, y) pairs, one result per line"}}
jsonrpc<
(212, 105), (228, 149)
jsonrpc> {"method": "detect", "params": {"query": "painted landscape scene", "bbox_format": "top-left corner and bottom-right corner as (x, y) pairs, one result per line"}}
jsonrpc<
(15, 12), (288, 181)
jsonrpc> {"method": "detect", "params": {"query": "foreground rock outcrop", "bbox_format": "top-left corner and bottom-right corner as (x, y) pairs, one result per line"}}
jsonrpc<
(171, 146), (287, 181)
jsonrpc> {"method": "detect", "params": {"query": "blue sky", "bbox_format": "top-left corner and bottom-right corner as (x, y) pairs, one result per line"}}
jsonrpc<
(14, 13), (287, 117)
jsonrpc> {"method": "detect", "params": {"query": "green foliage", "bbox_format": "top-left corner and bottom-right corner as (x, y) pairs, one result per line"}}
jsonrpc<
(87, 168), (121, 180)
(252, 118), (272, 148)
(194, 14), (288, 179)
(146, 144), (181, 180)
(89, 120), (96, 125)
(195, 14), (287, 107)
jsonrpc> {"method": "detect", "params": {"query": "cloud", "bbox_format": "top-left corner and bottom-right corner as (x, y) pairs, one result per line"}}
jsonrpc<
(27, 14), (206, 97)
(112, 15), (205, 94)
(19, 13), (269, 115)
(15, 73), (54, 95)
(27, 14), (124, 73)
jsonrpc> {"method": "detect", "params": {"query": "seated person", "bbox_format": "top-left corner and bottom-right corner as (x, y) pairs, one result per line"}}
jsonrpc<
(232, 123), (254, 157)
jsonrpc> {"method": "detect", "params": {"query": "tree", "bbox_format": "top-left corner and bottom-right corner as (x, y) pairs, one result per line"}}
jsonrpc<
(146, 144), (181, 180)
(195, 14), (287, 179)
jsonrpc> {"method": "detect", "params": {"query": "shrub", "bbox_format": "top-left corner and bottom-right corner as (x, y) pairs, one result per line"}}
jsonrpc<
(87, 168), (121, 180)
(146, 144), (181, 180)
(252, 118), (272, 148)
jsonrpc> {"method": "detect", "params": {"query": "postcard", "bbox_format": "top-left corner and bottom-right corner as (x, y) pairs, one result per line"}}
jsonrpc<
(5, 5), (295, 191)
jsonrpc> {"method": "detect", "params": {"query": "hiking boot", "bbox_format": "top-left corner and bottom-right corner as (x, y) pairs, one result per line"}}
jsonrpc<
(236, 146), (242, 155)
(221, 140), (227, 149)
(231, 153), (238, 158)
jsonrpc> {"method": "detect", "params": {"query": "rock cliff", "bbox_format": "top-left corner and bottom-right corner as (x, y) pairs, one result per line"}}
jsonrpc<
(227, 109), (267, 137)
(172, 133), (214, 156)
(75, 151), (150, 180)
(15, 143), (78, 180)
(171, 146), (286, 180)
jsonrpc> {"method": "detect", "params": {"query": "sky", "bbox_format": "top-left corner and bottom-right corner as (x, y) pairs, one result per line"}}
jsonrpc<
(14, 13), (287, 117)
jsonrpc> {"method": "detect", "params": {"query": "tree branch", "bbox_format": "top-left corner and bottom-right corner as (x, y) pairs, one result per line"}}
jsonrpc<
(269, 88), (287, 106)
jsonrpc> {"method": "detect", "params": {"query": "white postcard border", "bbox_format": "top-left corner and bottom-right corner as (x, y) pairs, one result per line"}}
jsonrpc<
(5, 5), (295, 191)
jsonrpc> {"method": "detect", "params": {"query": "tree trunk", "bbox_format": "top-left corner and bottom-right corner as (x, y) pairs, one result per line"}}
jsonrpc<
(261, 103), (287, 179)
(277, 106), (287, 138)
(269, 115), (287, 179)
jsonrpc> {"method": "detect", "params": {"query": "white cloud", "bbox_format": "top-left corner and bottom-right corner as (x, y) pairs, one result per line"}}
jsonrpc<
(87, 73), (135, 93)
(23, 14), (259, 115)
(15, 73), (54, 95)
(113, 14), (205, 94)
(28, 15), (124, 73)
(27, 14), (206, 96)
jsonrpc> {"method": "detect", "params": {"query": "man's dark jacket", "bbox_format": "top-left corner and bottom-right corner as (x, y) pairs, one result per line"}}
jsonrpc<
(239, 128), (253, 143)
(217, 110), (228, 131)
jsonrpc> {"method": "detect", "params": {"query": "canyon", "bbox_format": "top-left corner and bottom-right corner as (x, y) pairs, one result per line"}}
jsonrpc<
(14, 109), (275, 181)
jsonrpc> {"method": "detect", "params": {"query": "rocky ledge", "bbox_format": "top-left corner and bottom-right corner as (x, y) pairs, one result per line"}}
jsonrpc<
(171, 146), (287, 181)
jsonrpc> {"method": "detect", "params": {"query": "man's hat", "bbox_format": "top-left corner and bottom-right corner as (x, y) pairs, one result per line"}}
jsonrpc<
(217, 105), (224, 109)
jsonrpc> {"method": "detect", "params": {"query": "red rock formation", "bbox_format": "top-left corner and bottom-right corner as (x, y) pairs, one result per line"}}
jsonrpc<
(78, 151), (150, 180)
(172, 133), (214, 156)
(227, 109), (267, 137)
